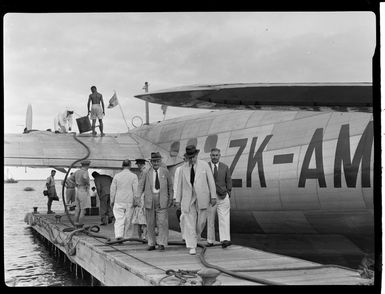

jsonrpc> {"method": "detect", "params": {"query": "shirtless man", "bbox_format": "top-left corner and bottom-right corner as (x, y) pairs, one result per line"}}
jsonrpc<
(87, 86), (105, 136)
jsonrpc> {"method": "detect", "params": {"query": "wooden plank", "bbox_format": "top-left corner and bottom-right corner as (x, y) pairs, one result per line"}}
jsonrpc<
(27, 213), (369, 286)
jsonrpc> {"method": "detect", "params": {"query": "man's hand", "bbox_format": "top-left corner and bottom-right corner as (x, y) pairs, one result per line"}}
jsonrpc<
(175, 202), (181, 209)
(210, 198), (217, 206)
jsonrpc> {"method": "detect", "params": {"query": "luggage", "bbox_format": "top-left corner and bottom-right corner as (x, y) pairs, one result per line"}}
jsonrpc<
(76, 116), (92, 133)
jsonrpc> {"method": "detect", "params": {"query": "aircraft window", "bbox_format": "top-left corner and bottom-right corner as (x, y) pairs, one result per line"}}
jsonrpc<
(186, 138), (197, 147)
(204, 134), (218, 153)
(170, 141), (180, 157)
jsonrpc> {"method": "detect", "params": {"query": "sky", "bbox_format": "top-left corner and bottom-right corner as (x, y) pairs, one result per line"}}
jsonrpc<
(3, 11), (376, 180)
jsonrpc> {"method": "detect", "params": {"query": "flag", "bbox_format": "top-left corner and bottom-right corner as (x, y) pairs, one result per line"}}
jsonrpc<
(161, 104), (168, 116)
(108, 92), (119, 108)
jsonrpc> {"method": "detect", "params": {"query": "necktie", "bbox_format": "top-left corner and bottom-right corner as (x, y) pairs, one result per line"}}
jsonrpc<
(214, 164), (218, 181)
(155, 170), (160, 190)
(190, 164), (195, 186)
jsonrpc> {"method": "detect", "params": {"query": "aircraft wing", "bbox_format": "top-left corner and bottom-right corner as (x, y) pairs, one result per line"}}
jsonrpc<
(4, 131), (146, 170)
(134, 82), (372, 112)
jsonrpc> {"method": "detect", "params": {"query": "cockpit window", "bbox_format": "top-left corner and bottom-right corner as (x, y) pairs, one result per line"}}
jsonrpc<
(204, 134), (218, 153)
(170, 141), (180, 157)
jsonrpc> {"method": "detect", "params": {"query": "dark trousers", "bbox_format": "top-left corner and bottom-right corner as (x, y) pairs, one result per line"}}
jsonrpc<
(99, 194), (114, 224)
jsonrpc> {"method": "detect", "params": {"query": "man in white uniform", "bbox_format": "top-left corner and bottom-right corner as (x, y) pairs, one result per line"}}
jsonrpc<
(110, 159), (138, 240)
(54, 109), (74, 133)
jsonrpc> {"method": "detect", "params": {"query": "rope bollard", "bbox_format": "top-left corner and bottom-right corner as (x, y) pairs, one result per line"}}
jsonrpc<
(33, 207), (39, 214)
(197, 268), (221, 285)
(55, 215), (62, 224)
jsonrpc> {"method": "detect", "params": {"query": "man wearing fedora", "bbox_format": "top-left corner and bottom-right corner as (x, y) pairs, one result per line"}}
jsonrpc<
(110, 159), (138, 241)
(71, 160), (92, 228)
(137, 152), (173, 251)
(175, 145), (217, 255)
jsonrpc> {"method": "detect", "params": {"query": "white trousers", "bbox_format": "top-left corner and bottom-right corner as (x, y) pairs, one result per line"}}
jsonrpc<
(181, 191), (208, 249)
(113, 203), (136, 239)
(207, 194), (231, 243)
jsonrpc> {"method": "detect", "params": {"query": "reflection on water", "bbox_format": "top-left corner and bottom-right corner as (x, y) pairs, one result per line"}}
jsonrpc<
(4, 180), (88, 286)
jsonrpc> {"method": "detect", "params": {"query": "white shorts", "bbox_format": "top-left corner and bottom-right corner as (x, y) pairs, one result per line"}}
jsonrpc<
(90, 104), (104, 120)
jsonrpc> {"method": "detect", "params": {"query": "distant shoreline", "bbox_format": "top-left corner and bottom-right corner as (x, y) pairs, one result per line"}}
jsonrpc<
(4, 179), (65, 181)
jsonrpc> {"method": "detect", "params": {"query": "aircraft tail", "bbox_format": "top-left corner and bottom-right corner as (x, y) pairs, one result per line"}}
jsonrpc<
(26, 104), (32, 131)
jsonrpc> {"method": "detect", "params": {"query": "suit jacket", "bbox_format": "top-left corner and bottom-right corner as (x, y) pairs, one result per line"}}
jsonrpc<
(110, 169), (138, 207)
(175, 159), (217, 212)
(137, 166), (173, 209)
(208, 161), (232, 199)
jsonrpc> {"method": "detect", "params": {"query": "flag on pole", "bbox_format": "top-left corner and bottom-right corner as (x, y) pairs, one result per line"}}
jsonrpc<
(108, 92), (119, 108)
(161, 104), (168, 115)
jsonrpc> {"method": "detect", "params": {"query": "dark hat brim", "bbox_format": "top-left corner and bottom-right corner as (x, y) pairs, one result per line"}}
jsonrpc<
(150, 156), (162, 161)
(184, 149), (200, 158)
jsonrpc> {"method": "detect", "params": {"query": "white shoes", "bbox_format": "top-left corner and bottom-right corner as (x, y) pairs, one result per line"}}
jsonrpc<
(189, 248), (196, 255)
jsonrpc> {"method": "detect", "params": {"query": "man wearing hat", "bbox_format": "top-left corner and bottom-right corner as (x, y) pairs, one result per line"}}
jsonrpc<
(137, 152), (173, 251)
(54, 109), (74, 133)
(175, 145), (217, 255)
(110, 159), (138, 240)
(71, 160), (92, 228)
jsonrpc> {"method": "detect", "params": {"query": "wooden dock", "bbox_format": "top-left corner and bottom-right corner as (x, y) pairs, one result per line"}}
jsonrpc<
(24, 211), (371, 286)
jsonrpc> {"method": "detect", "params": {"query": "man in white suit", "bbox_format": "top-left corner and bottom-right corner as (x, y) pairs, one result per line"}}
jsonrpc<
(175, 145), (217, 255)
(110, 159), (138, 241)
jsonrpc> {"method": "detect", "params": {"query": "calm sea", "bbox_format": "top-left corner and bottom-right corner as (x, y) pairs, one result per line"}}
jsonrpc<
(4, 180), (89, 287)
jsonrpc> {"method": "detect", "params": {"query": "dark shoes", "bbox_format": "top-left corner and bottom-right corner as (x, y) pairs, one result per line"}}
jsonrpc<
(147, 245), (165, 251)
(47, 210), (55, 214)
(221, 240), (232, 248)
(206, 242), (214, 247)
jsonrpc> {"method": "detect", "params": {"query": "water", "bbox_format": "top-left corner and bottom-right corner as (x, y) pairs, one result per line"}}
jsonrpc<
(4, 180), (89, 287)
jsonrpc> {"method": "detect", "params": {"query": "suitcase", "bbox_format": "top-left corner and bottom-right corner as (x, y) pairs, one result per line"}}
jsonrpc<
(76, 116), (92, 133)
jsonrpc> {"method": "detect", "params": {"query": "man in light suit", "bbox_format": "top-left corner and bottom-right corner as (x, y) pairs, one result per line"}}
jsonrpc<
(173, 156), (188, 240)
(175, 145), (217, 255)
(207, 148), (232, 248)
(110, 159), (138, 241)
(137, 152), (173, 251)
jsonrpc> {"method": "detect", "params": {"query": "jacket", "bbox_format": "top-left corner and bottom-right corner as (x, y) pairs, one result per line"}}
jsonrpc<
(175, 159), (217, 212)
(208, 161), (232, 199)
(137, 166), (173, 209)
(110, 169), (138, 207)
